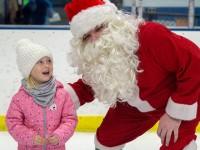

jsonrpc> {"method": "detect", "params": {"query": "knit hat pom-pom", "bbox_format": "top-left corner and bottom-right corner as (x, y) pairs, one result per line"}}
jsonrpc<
(17, 38), (32, 47)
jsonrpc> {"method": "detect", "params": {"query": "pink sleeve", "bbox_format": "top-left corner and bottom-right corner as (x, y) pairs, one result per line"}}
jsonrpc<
(52, 92), (78, 145)
(5, 96), (37, 146)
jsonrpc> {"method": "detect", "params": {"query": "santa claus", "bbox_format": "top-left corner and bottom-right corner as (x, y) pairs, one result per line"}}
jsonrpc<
(64, 0), (200, 149)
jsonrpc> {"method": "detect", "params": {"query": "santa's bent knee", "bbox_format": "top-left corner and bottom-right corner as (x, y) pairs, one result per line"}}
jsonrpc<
(94, 134), (125, 150)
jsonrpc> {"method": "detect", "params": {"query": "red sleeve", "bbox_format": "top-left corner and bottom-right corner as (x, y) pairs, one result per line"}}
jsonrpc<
(66, 79), (95, 108)
(140, 22), (200, 120)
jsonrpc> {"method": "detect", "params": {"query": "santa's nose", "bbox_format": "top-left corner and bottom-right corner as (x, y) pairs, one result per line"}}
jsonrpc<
(89, 31), (100, 43)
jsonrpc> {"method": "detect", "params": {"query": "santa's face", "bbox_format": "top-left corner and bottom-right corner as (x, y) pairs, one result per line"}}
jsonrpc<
(68, 18), (141, 106)
(82, 24), (106, 44)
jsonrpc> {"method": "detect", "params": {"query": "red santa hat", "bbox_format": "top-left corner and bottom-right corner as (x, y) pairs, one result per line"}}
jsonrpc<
(64, 0), (117, 38)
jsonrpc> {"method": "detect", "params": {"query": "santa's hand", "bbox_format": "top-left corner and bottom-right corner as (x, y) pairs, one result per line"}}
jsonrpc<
(157, 113), (181, 146)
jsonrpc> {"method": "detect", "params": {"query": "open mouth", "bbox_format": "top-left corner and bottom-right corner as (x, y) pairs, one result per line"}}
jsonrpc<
(42, 71), (50, 75)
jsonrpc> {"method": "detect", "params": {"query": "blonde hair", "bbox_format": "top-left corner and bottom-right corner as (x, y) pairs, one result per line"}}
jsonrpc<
(28, 75), (37, 89)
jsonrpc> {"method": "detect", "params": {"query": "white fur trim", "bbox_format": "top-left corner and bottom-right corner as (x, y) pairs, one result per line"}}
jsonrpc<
(166, 97), (197, 120)
(64, 84), (80, 109)
(94, 134), (125, 150)
(127, 87), (155, 112)
(183, 140), (197, 150)
(70, 3), (117, 38)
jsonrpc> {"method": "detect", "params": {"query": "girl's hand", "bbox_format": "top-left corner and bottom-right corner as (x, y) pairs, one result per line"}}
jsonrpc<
(47, 135), (59, 145)
(34, 135), (48, 145)
(157, 113), (181, 146)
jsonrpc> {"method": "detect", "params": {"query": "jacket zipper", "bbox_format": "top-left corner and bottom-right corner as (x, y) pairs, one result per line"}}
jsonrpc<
(43, 107), (47, 150)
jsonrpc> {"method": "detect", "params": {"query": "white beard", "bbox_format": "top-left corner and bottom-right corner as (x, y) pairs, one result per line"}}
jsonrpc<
(68, 17), (143, 107)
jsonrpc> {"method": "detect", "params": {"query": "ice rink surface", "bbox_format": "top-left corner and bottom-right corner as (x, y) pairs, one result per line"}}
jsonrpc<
(1, 131), (200, 150)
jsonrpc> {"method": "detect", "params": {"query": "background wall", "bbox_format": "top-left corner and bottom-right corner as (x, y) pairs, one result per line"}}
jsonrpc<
(123, 0), (200, 7)
(0, 26), (109, 117)
(0, 25), (200, 131)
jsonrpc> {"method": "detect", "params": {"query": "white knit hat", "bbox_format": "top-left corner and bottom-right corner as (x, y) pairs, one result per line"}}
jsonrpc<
(16, 38), (53, 79)
(64, 0), (117, 38)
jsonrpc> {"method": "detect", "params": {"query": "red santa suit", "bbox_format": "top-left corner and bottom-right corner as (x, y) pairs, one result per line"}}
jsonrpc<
(64, 0), (200, 149)
(65, 22), (200, 150)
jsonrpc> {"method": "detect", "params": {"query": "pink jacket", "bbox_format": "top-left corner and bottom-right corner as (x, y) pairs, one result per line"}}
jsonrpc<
(6, 80), (77, 150)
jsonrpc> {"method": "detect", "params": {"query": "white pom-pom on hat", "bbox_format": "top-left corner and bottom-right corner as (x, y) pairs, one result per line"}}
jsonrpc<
(16, 38), (53, 79)
(17, 38), (32, 46)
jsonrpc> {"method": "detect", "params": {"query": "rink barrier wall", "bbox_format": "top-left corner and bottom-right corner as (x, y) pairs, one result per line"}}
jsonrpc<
(0, 115), (106, 132)
(0, 115), (105, 131)
(0, 26), (200, 132)
(1, 115), (200, 132)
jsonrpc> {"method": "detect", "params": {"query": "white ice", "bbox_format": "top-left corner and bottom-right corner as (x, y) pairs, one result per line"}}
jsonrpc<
(1, 131), (200, 150)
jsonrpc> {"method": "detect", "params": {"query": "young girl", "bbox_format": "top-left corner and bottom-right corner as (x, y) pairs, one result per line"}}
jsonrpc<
(6, 39), (77, 150)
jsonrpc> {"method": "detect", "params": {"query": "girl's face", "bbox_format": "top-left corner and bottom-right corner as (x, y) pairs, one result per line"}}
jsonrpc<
(30, 56), (53, 84)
